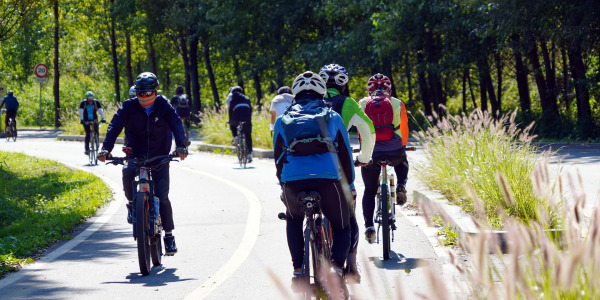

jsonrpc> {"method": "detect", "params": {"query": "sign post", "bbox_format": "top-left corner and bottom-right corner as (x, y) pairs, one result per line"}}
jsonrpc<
(34, 63), (48, 128)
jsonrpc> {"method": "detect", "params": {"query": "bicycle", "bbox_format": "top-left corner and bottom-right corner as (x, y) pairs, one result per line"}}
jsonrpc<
(279, 191), (333, 299)
(236, 121), (248, 168)
(84, 120), (100, 165)
(5, 117), (16, 142)
(106, 150), (179, 276)
(354, 146), (416, 260)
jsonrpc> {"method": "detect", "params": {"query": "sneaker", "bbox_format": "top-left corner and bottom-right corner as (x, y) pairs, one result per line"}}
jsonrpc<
(247, 154), (253, 163)
(84, 150), (89, 155)
(164, 235), (178, 255)
(365, 227), (376, 244)
(232, 136), (239, 146)
(291, 272), (307, 292)
(126, 203), (133, 224)
(396, 186), (407, 206)
(344, 252), (361, 284)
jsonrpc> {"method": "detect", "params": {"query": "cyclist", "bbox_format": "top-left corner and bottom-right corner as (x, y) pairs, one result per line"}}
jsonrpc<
(170, 85), (191, 140)
(79, 91), (106, 155)
(98, 72), (188, 255)
(128, 85), (136, 98)
(319, 63), (375, 281)
(269, 86), (293, 134)
(0, 90), (19, 130)
(358, 73), (410, 244)
(273, 71), (353, 298)
(228, 86), (253, 162)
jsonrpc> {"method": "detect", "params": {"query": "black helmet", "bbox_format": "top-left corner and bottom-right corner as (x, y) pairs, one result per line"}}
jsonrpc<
(229, 86), (243, 94)
(135, 72), (159, 92)
(175, 85), (184, 95)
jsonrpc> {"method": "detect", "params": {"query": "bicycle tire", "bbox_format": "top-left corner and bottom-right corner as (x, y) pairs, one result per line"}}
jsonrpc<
(5, 127), (9, 141)
(150, 230), (162, 266)
(240, 134), (247, 168)
(299, 228), (313, 299)
(320, 218), (333, 263)
(89, 132), (96, 165)
(12, 126), (16, 142)
(381, 184), (390, 260)
(135, 192), (152, 275)
(309, 226), (323, 299)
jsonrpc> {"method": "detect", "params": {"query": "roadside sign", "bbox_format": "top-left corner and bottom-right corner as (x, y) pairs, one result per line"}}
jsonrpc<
(34, 63), (48, 78)
(35, 77), (49, 83)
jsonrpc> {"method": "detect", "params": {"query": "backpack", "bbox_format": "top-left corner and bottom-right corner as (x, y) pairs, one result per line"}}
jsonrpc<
(280, 100), (337, 157)
(175, 94), (189, 108)
(364, 95), (396, 141)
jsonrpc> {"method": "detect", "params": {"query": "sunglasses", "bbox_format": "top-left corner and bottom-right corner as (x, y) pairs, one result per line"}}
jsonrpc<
(136, 91), (155, 97)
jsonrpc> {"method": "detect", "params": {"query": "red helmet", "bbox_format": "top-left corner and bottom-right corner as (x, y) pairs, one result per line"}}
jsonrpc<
(367, 73), (392, 96)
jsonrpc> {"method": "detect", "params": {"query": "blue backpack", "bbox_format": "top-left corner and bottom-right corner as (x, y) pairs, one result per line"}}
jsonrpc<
(280, 100), (337, 157)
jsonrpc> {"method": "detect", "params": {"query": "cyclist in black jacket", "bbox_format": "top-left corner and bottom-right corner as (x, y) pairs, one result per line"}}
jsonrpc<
(98, 72), (188, 255)
(228, 86), (253, 162)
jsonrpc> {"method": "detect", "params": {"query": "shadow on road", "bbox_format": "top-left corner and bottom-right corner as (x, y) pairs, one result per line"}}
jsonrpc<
(369, 252), (424, 271)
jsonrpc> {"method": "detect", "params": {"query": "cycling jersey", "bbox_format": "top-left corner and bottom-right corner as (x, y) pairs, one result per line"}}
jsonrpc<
(324, 88), (375, 164)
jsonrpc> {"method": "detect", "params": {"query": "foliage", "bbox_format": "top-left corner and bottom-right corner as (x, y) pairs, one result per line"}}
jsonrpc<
(415, 108), (561, 229)
(0, 152), (112, 277)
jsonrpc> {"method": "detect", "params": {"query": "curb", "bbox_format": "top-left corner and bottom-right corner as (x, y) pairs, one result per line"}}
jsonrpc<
(57, 134), (125, 144)
(195, 141), (274, 159)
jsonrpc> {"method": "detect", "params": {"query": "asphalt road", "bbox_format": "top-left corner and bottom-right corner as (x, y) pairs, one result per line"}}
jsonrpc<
(0, 131), (468, 300)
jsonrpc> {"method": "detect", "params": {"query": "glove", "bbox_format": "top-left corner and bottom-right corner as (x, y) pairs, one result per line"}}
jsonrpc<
(174, 146), (188, 160)
(97, 150), (111, 162)
(101, 119), (107, 123)
(269, 124), (274, 131)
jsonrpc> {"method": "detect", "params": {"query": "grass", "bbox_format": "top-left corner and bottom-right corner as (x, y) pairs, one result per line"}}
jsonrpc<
(199, 105), (273, 150)
(0, 152), (112, 277)
(414, 108), (561, 230)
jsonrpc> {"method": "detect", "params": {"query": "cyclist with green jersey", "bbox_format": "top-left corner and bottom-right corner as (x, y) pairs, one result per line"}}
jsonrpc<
(319, 64), (375, 282)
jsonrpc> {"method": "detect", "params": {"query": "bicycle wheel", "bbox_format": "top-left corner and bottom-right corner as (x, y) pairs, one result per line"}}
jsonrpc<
(381, 184), (390, 260)
(11, 124), (16, 142)
(320, 218), (333, 262)
(150, 230), (162, 266)
(5, 127), (9, 141)
(134, 192), (152, 275)
(309, 227), (324, 299)
(240, 134), (247, 168)
(93, 132), (99, 165)
(298, 228), (313, 299)
(88, 133), (96, 165)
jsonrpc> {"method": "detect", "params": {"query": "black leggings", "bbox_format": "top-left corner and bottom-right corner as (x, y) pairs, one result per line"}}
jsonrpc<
(282, 179), (351, 269)
(4, 110), (16, 127)
(361, 149), (409, 228)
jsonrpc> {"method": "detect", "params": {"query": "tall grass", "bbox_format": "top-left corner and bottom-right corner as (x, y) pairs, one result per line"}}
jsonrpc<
(0, 152), (112, 277)
(415, 108), (561, 229)
(199, 104), (273, 150)
(432, 168), (599, 299)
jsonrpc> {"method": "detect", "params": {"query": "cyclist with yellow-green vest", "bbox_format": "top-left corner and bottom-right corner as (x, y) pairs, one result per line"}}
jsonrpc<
(319, 63), (375, 283)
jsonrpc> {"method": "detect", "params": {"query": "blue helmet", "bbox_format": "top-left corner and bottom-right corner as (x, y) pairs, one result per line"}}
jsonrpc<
(319, 64), (349, 86)
(135, 72), (159, 92)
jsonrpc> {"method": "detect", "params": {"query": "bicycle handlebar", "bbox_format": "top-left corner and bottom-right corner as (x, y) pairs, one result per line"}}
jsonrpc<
(106, 154), (179, 167)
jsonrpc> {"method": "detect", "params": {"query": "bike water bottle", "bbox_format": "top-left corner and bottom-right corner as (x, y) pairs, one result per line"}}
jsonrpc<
(153, 196), (160, 219)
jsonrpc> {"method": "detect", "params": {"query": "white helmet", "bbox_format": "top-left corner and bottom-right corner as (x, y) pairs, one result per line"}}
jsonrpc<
(129, 85), (136, 97)
(292, 71), (327, 96)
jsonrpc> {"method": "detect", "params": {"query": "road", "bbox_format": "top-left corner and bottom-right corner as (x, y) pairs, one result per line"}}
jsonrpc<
(0, 131), (471, 300)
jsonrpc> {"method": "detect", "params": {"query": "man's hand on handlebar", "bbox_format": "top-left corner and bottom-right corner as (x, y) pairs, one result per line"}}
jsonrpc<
(97, 150), (112, 162)
(174, 147), (188, 161)
(354, 159), (368, 167)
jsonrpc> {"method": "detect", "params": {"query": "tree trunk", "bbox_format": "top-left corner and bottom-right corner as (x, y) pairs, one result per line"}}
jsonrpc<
(404, 53), (413, 103)
(233, 59), (244, 90)
(148, 34), (157, 75)
(540, 41), (558, 114)
(568, 46), (593, 131)
(179, 33), (191, 98)
(416, 50), (432, 116)
(466, 68), (477, 108)
(189, 35), (201, 112)
(53, 0), (60, 127)
(496, 53), (503, 113)
(462, 69), (467, 112)
(253, 72), (263, 111)
(125, 32), (133, 88)
(108, 0), (120, 104)
(478, 57), (499, 115)
(562, 49), (572, 111)
(202, 35), (221, 110)
(513, 45), (531, 112)
(527, 42), (557, 118)
(478, 70), (488, 112)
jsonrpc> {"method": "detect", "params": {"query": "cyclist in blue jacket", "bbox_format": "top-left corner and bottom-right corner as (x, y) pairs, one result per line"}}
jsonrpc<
(0, 90), (19, 129)
(98, 72), (188, 255)
(273, 71), (353, 298)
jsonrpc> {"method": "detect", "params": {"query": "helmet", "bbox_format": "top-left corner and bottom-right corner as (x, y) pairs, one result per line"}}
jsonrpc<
(319, 64), (349, 86)
(85, 91), (95, 99)
(135, 72), (159, 92)
(292, 71), (327, 96)
(277, 86), (292, 95)
(128, 85), (136, 97)
(367, 73), (392, 96)
(7, 90), (13, 96)
(175, 85), (184, 94)
(229, 86), (243, 94)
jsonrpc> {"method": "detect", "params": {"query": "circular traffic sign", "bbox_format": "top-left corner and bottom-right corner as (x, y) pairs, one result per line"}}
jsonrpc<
(34, 63), (48, 78)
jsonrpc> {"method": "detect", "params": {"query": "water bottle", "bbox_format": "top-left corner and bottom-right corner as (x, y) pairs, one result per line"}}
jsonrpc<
(153, 196), (160, 219)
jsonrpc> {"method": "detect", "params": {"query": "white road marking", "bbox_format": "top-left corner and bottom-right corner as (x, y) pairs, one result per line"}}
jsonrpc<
(182, 166), (262, 300)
